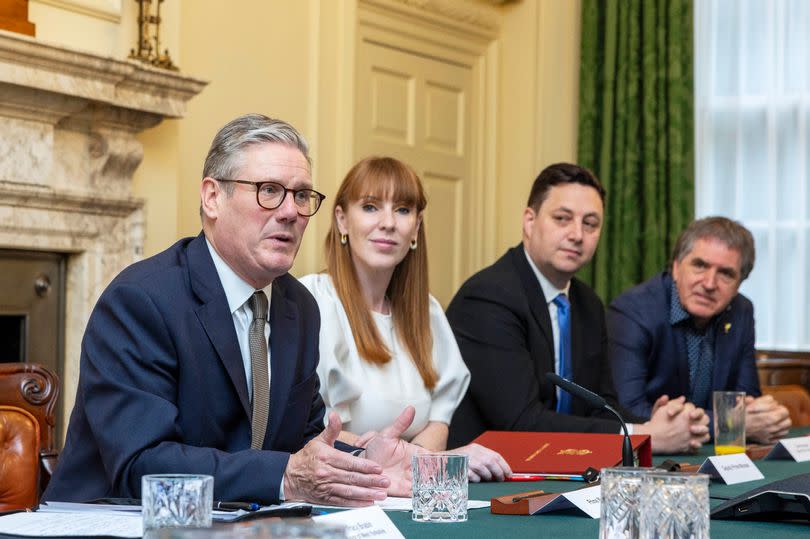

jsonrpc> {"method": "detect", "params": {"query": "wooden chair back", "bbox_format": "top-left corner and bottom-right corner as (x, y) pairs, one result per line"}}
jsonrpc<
(0, 405), (40, 510)
(0, 363), (59, 495)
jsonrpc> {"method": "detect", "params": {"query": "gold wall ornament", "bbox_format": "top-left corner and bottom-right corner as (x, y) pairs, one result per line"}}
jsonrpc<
(129, 0), (178, 71)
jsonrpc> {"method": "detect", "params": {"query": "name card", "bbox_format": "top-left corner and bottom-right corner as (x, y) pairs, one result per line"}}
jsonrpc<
(765, 436), (810, 462)
(698, 453), (764, 485)
(531, 485), (601, 518)
(314, 505), (405, 539)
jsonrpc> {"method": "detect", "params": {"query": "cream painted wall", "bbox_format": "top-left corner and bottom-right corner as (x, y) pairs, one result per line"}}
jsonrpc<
(494, 0), (581, 257)
(30, 1), (132, 58)
(27, 0), (581, 273)
(29, 0), (180, 65)
(134, 120), (181, 256)
(534, 0), (581, 171)
(175, 1), (321, 276)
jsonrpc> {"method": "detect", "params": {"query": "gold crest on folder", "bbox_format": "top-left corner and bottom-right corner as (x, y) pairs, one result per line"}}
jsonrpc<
(557, 448), (593, 456)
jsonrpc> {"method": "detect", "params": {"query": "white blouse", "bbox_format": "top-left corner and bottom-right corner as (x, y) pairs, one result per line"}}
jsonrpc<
(299, 273), (471, 441)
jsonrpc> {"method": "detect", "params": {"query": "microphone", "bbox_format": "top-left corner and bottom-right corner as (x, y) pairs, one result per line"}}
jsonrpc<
(545, 372), (634, 467)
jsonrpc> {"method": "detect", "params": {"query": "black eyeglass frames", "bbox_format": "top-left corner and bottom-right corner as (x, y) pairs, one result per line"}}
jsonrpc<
(214, 179), (326, 216)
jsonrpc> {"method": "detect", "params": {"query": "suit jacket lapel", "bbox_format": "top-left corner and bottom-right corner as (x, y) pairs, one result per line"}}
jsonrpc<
(187, 233), (251, 418)
(510, 246), (555, 362)
(266, 276), (299, 448)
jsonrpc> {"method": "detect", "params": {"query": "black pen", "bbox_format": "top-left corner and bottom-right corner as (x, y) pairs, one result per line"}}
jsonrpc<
(215, 501), (261, 511)
(511, 491), (546, 503)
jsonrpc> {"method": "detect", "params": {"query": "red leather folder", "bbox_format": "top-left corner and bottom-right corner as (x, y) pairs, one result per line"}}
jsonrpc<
(472, 431), (652, 474)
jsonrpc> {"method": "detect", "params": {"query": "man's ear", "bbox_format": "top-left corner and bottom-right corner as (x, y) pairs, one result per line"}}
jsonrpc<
(335, 205), (348, 235)
(200, 177), (220, 220)
(522, 206), (536, 239)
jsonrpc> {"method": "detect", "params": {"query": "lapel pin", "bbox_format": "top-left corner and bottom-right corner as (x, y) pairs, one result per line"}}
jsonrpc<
(724, 322), (731, 334)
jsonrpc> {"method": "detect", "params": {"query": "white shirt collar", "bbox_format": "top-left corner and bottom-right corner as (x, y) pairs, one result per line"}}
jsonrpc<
(206, 238), (272, 313)
(523, 247), (570, 305)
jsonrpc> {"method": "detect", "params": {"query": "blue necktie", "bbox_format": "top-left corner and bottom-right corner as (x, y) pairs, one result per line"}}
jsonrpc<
(553, 294), (572, 414)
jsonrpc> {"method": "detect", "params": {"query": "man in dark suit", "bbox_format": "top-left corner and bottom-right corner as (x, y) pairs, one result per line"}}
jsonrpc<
(447, 163), (709, 453)
(608, 217), (791, 444)
(44, 114), (416, 506)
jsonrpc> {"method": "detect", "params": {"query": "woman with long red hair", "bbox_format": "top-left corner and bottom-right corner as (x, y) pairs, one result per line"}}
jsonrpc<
(300, 156), (510, 481)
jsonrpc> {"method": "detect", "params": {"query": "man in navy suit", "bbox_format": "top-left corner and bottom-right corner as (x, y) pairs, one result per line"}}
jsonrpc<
(44, 114), (416, 506)
(608, 217), (791, 444)
(447, 163), (710, 453)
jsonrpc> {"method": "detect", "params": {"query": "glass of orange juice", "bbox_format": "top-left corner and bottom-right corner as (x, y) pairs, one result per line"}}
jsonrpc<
(713, 391), (746, 455)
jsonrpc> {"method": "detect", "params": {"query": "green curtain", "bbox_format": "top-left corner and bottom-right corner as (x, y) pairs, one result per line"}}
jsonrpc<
(577, 0), (694, 303)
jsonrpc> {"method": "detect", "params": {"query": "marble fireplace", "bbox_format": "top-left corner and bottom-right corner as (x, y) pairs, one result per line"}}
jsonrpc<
(0, 29), (206, 430)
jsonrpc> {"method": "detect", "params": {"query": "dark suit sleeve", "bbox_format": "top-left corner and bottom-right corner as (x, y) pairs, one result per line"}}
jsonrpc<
(302, 362), (329, 446)
(734, 303), (761, 397)
(80, 283), (297, 504)
(606, 301), (655, 419)
(448, 281), (619, 434)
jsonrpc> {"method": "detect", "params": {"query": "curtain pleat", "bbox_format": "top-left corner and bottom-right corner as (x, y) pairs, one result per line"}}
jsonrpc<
(577, 0), (695, 302)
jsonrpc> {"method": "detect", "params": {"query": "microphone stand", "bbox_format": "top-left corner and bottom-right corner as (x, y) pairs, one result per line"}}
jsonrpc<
(545, 372), (635, 466)
(604, 404), (635, 467)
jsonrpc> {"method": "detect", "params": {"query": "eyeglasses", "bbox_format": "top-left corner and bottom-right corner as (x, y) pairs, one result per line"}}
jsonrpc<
(214, 179), (326, 216)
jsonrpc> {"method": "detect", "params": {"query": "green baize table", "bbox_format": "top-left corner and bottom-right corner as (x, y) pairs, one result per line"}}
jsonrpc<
(389, 432), (810, 538)
(4, 433), (808, 538)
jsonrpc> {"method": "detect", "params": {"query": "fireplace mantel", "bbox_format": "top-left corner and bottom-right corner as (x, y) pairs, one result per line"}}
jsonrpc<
(0, 29), (204, 119)
(0, 29), (206, 424)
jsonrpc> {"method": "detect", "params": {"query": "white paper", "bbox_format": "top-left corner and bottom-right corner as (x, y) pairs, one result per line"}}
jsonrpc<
(314, 496), (489, 512)
(39, 501), (142, 514)
(38, 501), (310, 523)
(314, 505), (405, 539)
(698, 453), (764, 484)
(0, 511), (142, 537)
(765, 435), (810, 462)
(531, 485), (601, 519)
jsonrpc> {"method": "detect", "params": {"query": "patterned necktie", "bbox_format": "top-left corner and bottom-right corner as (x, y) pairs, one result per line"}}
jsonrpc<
(553, 293), (573, 414)
(687, 330), (714, 409)
(248, 291), (270, 449)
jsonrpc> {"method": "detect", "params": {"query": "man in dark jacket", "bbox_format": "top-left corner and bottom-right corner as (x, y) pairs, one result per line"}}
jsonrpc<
(45, 114), (416, 506)
(608, 217), (791, 444)
(447, 163), (709, 453)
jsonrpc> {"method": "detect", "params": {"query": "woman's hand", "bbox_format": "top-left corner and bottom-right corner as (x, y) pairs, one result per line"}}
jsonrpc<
(448, 443), (512, 482)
